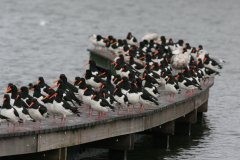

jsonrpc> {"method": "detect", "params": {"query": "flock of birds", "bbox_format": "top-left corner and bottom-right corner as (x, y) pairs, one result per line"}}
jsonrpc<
(0, 32), (224, 133)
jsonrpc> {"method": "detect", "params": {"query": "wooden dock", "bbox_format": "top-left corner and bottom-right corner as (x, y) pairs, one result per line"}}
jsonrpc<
(0, 49), (214, 160)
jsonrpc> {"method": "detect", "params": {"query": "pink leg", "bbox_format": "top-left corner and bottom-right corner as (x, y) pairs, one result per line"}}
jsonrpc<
(5, 123), (9, 132)
(137, 104), (142, 108)
(83, 106), (89, 109)
(58, 117), (63, 126)
(12, 123), (16, 132)
(168, 94), (171, 102)
(51, 115), (56, 123)
(96, 112), (102, 120)
(62, 117), (66, 126)
(117, 107), (120, 114)
(87, 107), (92, 116)
(21, 122), (26, 131)
(120, 107), (124, 115)
(38, 120), (42, 129)
(141, 105), (145, 113)
(18, 122), (21, 131)
(131, 106), (135, 114)
(171, 94), (175, 102)
(32, 122), (36, 129)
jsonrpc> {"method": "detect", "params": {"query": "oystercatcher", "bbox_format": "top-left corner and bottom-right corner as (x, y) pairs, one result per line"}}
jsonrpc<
(126, 81), (140, 114)
(1, 94), (22, 132)
(37, 77), (55, 96)
(113, 85), (130, 114)
(165, 75), (180, 102)
(50, 89), (81, 126)
(126, 32), (138, 45)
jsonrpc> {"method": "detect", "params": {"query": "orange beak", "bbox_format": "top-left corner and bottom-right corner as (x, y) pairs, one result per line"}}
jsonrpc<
(197, 53), (199, 57)
(136, 44), (140, 47)
(37, 80), (41, 84)
(98, 83), (103, 88)
(182, 69), (185, 73)
(16, 94), (20, 99)
(113, 78), (118, 82)
(53, 78), (60, 83)
(29, 88), (35, 92)
(139, 56), (146, 60)
(98, 72), (106, 77)
(175, 75), (180, 80)
(4, 87), (12, 94)
(114, 63), (118, 67)
(193, 69), (195, 74)
(112, 41), (118, 45)
(111, 61), (116, 65)
(204, 58), (207, 62)
(72, 80), (77, 84)
(127, 56), (131, 59)
(155, 39), (161, 43)
(165, 58), (168, 63)
(197, 61), (200, 65)
(144, 65), (147, 69)
(162, 72), (165, 76)
(129, 35), (132, 38)
(18, 90), (22, 92)
(114, 88), (118, 93)
(2, 98), (6, 102)
(118, 79), (123, 84)
(103, 93), (105, 98)
(141, 78), (145, 80)
(50, 93), (57, 99)
(29, 102), (34, 107)
(83, 88), (88, 92)
(49, 84), (60, 89)
(43, 95), (50, 100)
(83, 62), (90, 66)
(166, 77), (170, 82)
(104, 38), (109, 41)
(120, 68), (125, 72)
(159, 63), (162, 67)
(77, 81), (82, 85)
(150, 65), (155, 69)
(134, 82), (138, 88)
(125, 51), (129, 55)
(154, 51), (159, 55)
(91, 94), (96, 99)
(197, 47), (200, 52)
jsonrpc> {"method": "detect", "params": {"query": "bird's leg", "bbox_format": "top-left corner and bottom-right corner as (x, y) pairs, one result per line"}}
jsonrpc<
(21, 122), (26, 131)
(32, 122), (36, 129)
(131, 105), (135, 114)
(168, 94), (171, 102)
(129, 105), (132, 112)
(207, 78), (210, 84)
(120, 107), (124, 115)
(90, 109), (93, 116)
(5, 123), (9, 132)
(38, 120), (42, 129)
(171, 94), (175, 102)
(137, 104), (142, 108)
(18, 122), (21, 131)
(141, 105), (145, 113)
(83, 105), (89, 109)
(62, 117), (66, 126)
(117, 107), (120, 114)
(58, 117), (63, 126)
(12, 123), (16, 132)
(51, 115), (56, 123)
(87, 107), (92, 116)
(127, 106), (130, 114)
(96, 112), (102, 120)
(184, 91), (188, 97)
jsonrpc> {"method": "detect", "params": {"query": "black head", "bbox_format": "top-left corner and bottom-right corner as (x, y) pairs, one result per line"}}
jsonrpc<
(182, 48), (187, 53)
(108, 35), (114, 40)
(3, 94), (10, 102)
(60, 74), (67, 82)
(48, 90), (56, 97)
(178, 40), (184, 45)
(143, 40), (148, 45)
(33, 84), (41, 91)
(38, 77), (45, 83)
(169, 39), (173, 44)
(192, 47), (196, 53)
(122, 76), (128, 81)
(20, 86), (29, 94)
(198, 45), (203, 51)
(97, 35), (102, 40)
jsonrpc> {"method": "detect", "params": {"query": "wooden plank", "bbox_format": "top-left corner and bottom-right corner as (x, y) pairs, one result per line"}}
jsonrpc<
(0, 135), (37, 156)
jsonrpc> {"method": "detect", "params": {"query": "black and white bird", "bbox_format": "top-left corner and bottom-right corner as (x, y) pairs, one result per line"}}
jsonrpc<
(18, 86), (33, 106)
(28, 98), (48, 129)
(175, 73), (202, 97)
(85, 69), (103, 89)
(37, 77), (55, 96)
(84, 60), (101, 76)
(117, 76), (130, 95)
(142, 75), (159, 98)
(128, 55), (145, 73)
(165, 75), (180, 102)
(73, 77), (87, 100)
(30, 84), (46, 106)
(91, 91), (115, 120)
(126, 32), (138, 45)
(42, 91), (58, 123)
(50, 89), (81, 126)
(13, 92), (35, 131)
(113, 85), (130, 114)
(126, 81), (140, 114)
(82, 85), (94, 116)
(1, 94), (22, 132)
(203, 54), (222, 70)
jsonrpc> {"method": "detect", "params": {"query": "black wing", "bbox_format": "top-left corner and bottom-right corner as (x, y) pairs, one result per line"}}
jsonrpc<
(39, 105), (48, 116)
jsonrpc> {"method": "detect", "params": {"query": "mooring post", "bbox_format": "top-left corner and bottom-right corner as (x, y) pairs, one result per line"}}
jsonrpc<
(197, 100), (208, 123)
(175, 109), (197, 135)
(84, 134), (134, 160)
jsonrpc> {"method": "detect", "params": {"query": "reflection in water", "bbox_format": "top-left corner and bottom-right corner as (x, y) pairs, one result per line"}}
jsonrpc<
(83, 115), (210, 160)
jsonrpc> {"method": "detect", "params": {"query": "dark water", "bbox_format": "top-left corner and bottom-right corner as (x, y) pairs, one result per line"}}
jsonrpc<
(0, 0), (239, 159)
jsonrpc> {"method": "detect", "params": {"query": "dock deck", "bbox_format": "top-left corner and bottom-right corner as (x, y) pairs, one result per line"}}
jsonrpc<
(0, 49), (213, 160)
